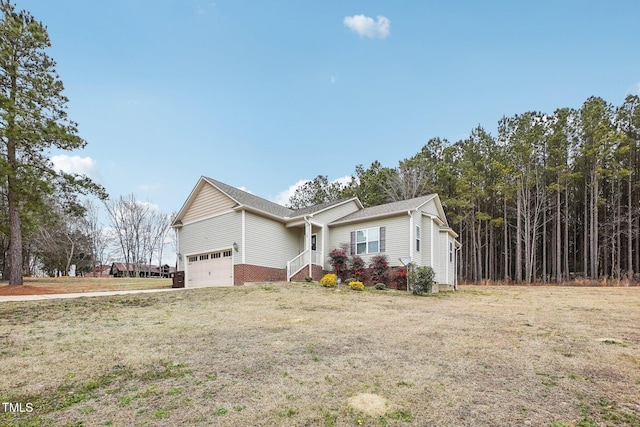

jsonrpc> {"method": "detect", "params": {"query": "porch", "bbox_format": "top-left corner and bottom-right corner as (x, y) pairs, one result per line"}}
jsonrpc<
(286, 218), (325, 281)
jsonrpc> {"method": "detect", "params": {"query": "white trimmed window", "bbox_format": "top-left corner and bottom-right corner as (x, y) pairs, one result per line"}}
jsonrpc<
(416, 225), (421, 252)
(356, 227), (379, 254)
(350, 227), (385, 255)
(449, 241), (453, 262)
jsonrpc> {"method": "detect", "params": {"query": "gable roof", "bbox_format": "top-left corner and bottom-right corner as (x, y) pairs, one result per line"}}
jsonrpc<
(174, 177), (449, 231)
(203, 177), (294, 218)
(174, 177), (363, 225)
(287, 197), (363, 219)
(329, 194), (439, 226)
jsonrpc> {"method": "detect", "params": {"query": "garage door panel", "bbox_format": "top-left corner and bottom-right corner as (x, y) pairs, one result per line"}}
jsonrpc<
(187, 250), (232, 287)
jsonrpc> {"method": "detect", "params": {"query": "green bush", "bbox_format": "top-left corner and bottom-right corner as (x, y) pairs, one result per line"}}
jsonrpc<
(409, 265), (435, 295)
(304, 276), (313, 282)
(320, 273), (337, 288)
(374, 283), (386, 290)
(344, 277), (355, 285)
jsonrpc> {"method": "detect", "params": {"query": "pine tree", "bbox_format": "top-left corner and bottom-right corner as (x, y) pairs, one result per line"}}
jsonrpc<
(0, 1), (103, 284)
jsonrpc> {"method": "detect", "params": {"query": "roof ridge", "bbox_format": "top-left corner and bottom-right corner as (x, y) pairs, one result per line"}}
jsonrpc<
(203, 177), (294, 218)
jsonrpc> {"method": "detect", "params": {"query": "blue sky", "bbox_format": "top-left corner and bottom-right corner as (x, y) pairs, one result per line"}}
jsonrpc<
(19, 0), (640, 213)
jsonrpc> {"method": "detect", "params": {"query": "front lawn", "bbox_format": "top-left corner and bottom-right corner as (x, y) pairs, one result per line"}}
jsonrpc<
(1, 283), (639, 426)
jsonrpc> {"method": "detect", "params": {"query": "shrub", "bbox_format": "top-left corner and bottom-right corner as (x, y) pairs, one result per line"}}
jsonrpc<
(344, 277), (355, 285)
(320, 273), (337, 288)
(328, 246), (349, 279)
(369, 254), (390, 285)
(349, 255), (367, 282)
(349, 281), (365, 291)
(374, 283), (386, 290)
(388, 267), (407, 290)
(409, 265), (436, 295)
(304, 276), (313, 282)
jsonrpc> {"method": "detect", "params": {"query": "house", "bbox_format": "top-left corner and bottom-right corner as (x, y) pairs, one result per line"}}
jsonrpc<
(172, 177), (460, 289)
(110, 263), (176, 278)
(86, 265), (111, 278)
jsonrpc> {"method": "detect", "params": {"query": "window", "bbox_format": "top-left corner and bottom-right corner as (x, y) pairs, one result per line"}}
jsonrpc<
(223, 250), (232, 257)
(416, 225), (421, 252)
(350, 227), (385, 255)
(356, 227), (380, 255)
(212, 252), (221, 259)
(199, 254), (209, 261)
(449, 241), (453, 262)
(188, 256), (198, 263)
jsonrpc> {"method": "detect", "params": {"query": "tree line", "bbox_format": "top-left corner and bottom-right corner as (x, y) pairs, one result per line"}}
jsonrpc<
(290, 95), (640, 284)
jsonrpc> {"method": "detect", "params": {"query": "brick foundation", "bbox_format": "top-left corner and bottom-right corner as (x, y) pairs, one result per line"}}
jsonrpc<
(234, 264), (287, 285)
(289, 264), (325, 282)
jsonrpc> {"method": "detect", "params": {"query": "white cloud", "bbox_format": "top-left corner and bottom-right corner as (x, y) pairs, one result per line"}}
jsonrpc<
(50, 155), (100, 180)
(236, 186), (253, 194)
(136, 200), (160, 212)
(137, 183), (161, 192)
(330, 75), (337, 84)
(630, 82), (640, 95)
(271, 179), (309, 206)
(332, 175), (352, 187)
(343, 14), (390, 39)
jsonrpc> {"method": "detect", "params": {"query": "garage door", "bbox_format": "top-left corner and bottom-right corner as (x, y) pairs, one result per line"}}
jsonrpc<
(186, 249), (233, 287)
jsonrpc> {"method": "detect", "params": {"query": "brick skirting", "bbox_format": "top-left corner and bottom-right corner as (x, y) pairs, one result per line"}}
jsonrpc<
(289, 264), (325, 282)
(234, 264), (287, 285)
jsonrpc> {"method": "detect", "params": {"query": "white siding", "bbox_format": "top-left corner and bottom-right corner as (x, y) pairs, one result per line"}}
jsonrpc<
(434, 231), (448, 285)
(446, 234), (456, 287)
(420, 216), (432, 268)
(421, 199), (440, 218)
(245, 212), (299, 269)
(178, 211), (242, 270)
(328, 215), (410, 270)
(183, 183), (235, 223)
(312, 200), (361, 224)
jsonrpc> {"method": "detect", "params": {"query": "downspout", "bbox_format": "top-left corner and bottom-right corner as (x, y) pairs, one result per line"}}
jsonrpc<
(408, 211), (414, 262)
(305, 216), (312, 278)
(408, 210), (413, 292)
(455, 245), (462, 290)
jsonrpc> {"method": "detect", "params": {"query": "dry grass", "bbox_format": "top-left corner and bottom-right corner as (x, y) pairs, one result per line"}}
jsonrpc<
(1, 283), (639, 426)
(0, 277), (172, 296)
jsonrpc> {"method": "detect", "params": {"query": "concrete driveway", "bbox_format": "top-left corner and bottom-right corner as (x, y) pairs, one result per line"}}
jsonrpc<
(0, 287), (185, 303)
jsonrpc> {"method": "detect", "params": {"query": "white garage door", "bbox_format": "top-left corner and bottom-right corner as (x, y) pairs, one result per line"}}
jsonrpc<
(186, 250), (233, 288)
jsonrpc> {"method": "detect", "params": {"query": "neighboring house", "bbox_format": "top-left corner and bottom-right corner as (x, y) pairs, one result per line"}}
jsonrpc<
(86, 265), (111, 278)
(173, 177), (461, 289)
(110, 263), (175, 278)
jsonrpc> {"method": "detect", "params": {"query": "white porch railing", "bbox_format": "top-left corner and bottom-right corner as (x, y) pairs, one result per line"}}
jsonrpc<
(287, 250), (321, 281)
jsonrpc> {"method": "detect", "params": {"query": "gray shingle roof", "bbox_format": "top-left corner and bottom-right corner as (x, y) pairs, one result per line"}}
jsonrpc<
(201, 178), (439, 227)
(330, 194), (437, 225)
(203, 177), (294, 218)
(288, 198), (356, 218)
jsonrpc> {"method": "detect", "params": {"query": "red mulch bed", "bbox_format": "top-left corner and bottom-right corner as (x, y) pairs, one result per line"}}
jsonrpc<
(0, 285), (65, 296)
(0, 283), (114, 296)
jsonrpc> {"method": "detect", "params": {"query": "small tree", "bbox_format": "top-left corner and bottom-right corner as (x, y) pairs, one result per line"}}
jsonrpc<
(369, 254), (389, 285)
(349, 254), (366, 282)
(328, 245), (349, 279)
(409, 265), (436, 295)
